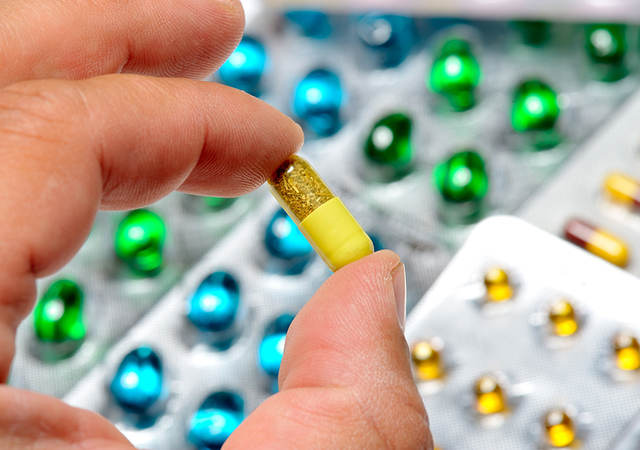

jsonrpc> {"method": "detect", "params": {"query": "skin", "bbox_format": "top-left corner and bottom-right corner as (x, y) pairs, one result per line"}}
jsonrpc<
(0, 0), (433, 448)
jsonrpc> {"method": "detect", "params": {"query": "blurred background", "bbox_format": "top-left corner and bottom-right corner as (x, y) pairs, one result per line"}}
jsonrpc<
(9, 1), (640, 449)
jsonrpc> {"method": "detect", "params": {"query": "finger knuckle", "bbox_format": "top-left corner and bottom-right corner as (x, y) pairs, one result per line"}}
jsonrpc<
(0, 81), (82, 145)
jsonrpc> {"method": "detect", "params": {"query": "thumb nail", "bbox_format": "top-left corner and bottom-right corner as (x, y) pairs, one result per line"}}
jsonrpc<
(391, 262), (406, 329)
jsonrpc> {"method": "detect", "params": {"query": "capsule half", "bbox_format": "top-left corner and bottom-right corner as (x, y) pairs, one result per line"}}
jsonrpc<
(268, 156), (374, 271)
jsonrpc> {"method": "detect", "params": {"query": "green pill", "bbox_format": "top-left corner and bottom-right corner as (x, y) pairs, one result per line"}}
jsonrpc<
(512, 20), (551, 47)
(33, 279), (85, 343)
(115, 209), (166, 276)
(511, 79), (559, 133)
(364, 112), (413, 170)
(428, 38), (481, 112)
(585, 24), (627, 82)
(433, 150), (488, 204)
(203, 197), (237, 211)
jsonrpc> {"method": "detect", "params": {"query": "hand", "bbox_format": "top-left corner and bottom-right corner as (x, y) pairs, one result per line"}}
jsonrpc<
(0, 0), (433, 448)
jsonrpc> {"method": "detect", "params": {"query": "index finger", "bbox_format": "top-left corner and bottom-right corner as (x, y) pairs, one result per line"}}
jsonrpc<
(0, 0), (245, 86)
(0, 74), (303, 380)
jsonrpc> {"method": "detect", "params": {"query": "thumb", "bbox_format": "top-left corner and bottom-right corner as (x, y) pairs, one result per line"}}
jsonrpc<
(225, 250), (433, 449)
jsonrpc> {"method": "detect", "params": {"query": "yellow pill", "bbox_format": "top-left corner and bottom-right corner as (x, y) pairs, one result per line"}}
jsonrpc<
(613, 333), (640, 371)
(544, 409), (576, 448)
(548, 300), (579, 337)
(603, 172), (640, 209)
(269, 156), (373, 271)
(411, 341), (443, 381)
(473, 374), (507, 415)
(483, 267), (513, 302)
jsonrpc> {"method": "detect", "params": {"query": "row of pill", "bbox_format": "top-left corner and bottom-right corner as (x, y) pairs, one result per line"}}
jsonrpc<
(227, 33), (601, 143)
(223, 15), (638, 97)
(220, 19), (638, 137)
(412, 330), (640, 384)
(29, 206), (323, 361)
(485, 268), (639, 357)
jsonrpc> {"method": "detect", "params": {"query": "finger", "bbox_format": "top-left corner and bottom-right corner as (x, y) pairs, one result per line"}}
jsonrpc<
(0, 386), (133, 449)
(225, 251), (433, 450)
(0, 75), (303, 380)
(0, 0), (244, 86)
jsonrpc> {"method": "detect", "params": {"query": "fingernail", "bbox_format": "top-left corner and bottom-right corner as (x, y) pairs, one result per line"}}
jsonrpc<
(391, 262), (406, 329)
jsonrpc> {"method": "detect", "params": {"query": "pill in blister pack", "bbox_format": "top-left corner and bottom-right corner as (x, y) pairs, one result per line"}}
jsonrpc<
(405, 216), (640, 449)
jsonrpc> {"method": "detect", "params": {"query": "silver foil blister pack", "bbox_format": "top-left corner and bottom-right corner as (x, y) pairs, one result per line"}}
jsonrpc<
(405, 216), (640, 449)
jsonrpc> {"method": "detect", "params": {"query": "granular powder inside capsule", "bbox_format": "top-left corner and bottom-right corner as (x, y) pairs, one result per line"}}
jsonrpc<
(268, 155), (373, 271)
(269, 156), (334, 222)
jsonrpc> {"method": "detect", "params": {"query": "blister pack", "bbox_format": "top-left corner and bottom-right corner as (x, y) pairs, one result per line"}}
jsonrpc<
(520, 89), (640, 277)
(9, 192), (258, 397)
(60, 191), (450, 449)
(222, 8), (640, 247)
(405, 216), (640, 449)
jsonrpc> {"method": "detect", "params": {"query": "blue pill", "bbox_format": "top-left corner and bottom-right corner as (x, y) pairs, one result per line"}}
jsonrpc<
(110, 346), (163, 414)
(188, 391), (244, 450)
(258, 334), (286, 377)
(356, 13), (416, 68)
(218, 35), (267, 96)
(187, 271), (240, 333)
(264, 209), (313, 260)
(258, 313), (294, 377)
(369, 233), (385, 252)
(284, 10), (332, 39)
(292, 68), (344, 137)
(270, 377), (279, 394)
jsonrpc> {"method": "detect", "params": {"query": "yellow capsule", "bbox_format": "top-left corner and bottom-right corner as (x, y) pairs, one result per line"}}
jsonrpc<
(564, 218), (629, 268)
(548, 300), (579, 337)
(613, 333), (640, 371)
(483, 267), (513, 302)
(411, 341), (443, 381)
(269, 156), (374, 271)
(603, 172), (640, 209)
(544, 409), (576, 448)
(473, 374), (507, 415)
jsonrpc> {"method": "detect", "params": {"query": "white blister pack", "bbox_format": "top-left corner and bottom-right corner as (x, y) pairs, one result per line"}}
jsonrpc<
(406, 216), (640, 449)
